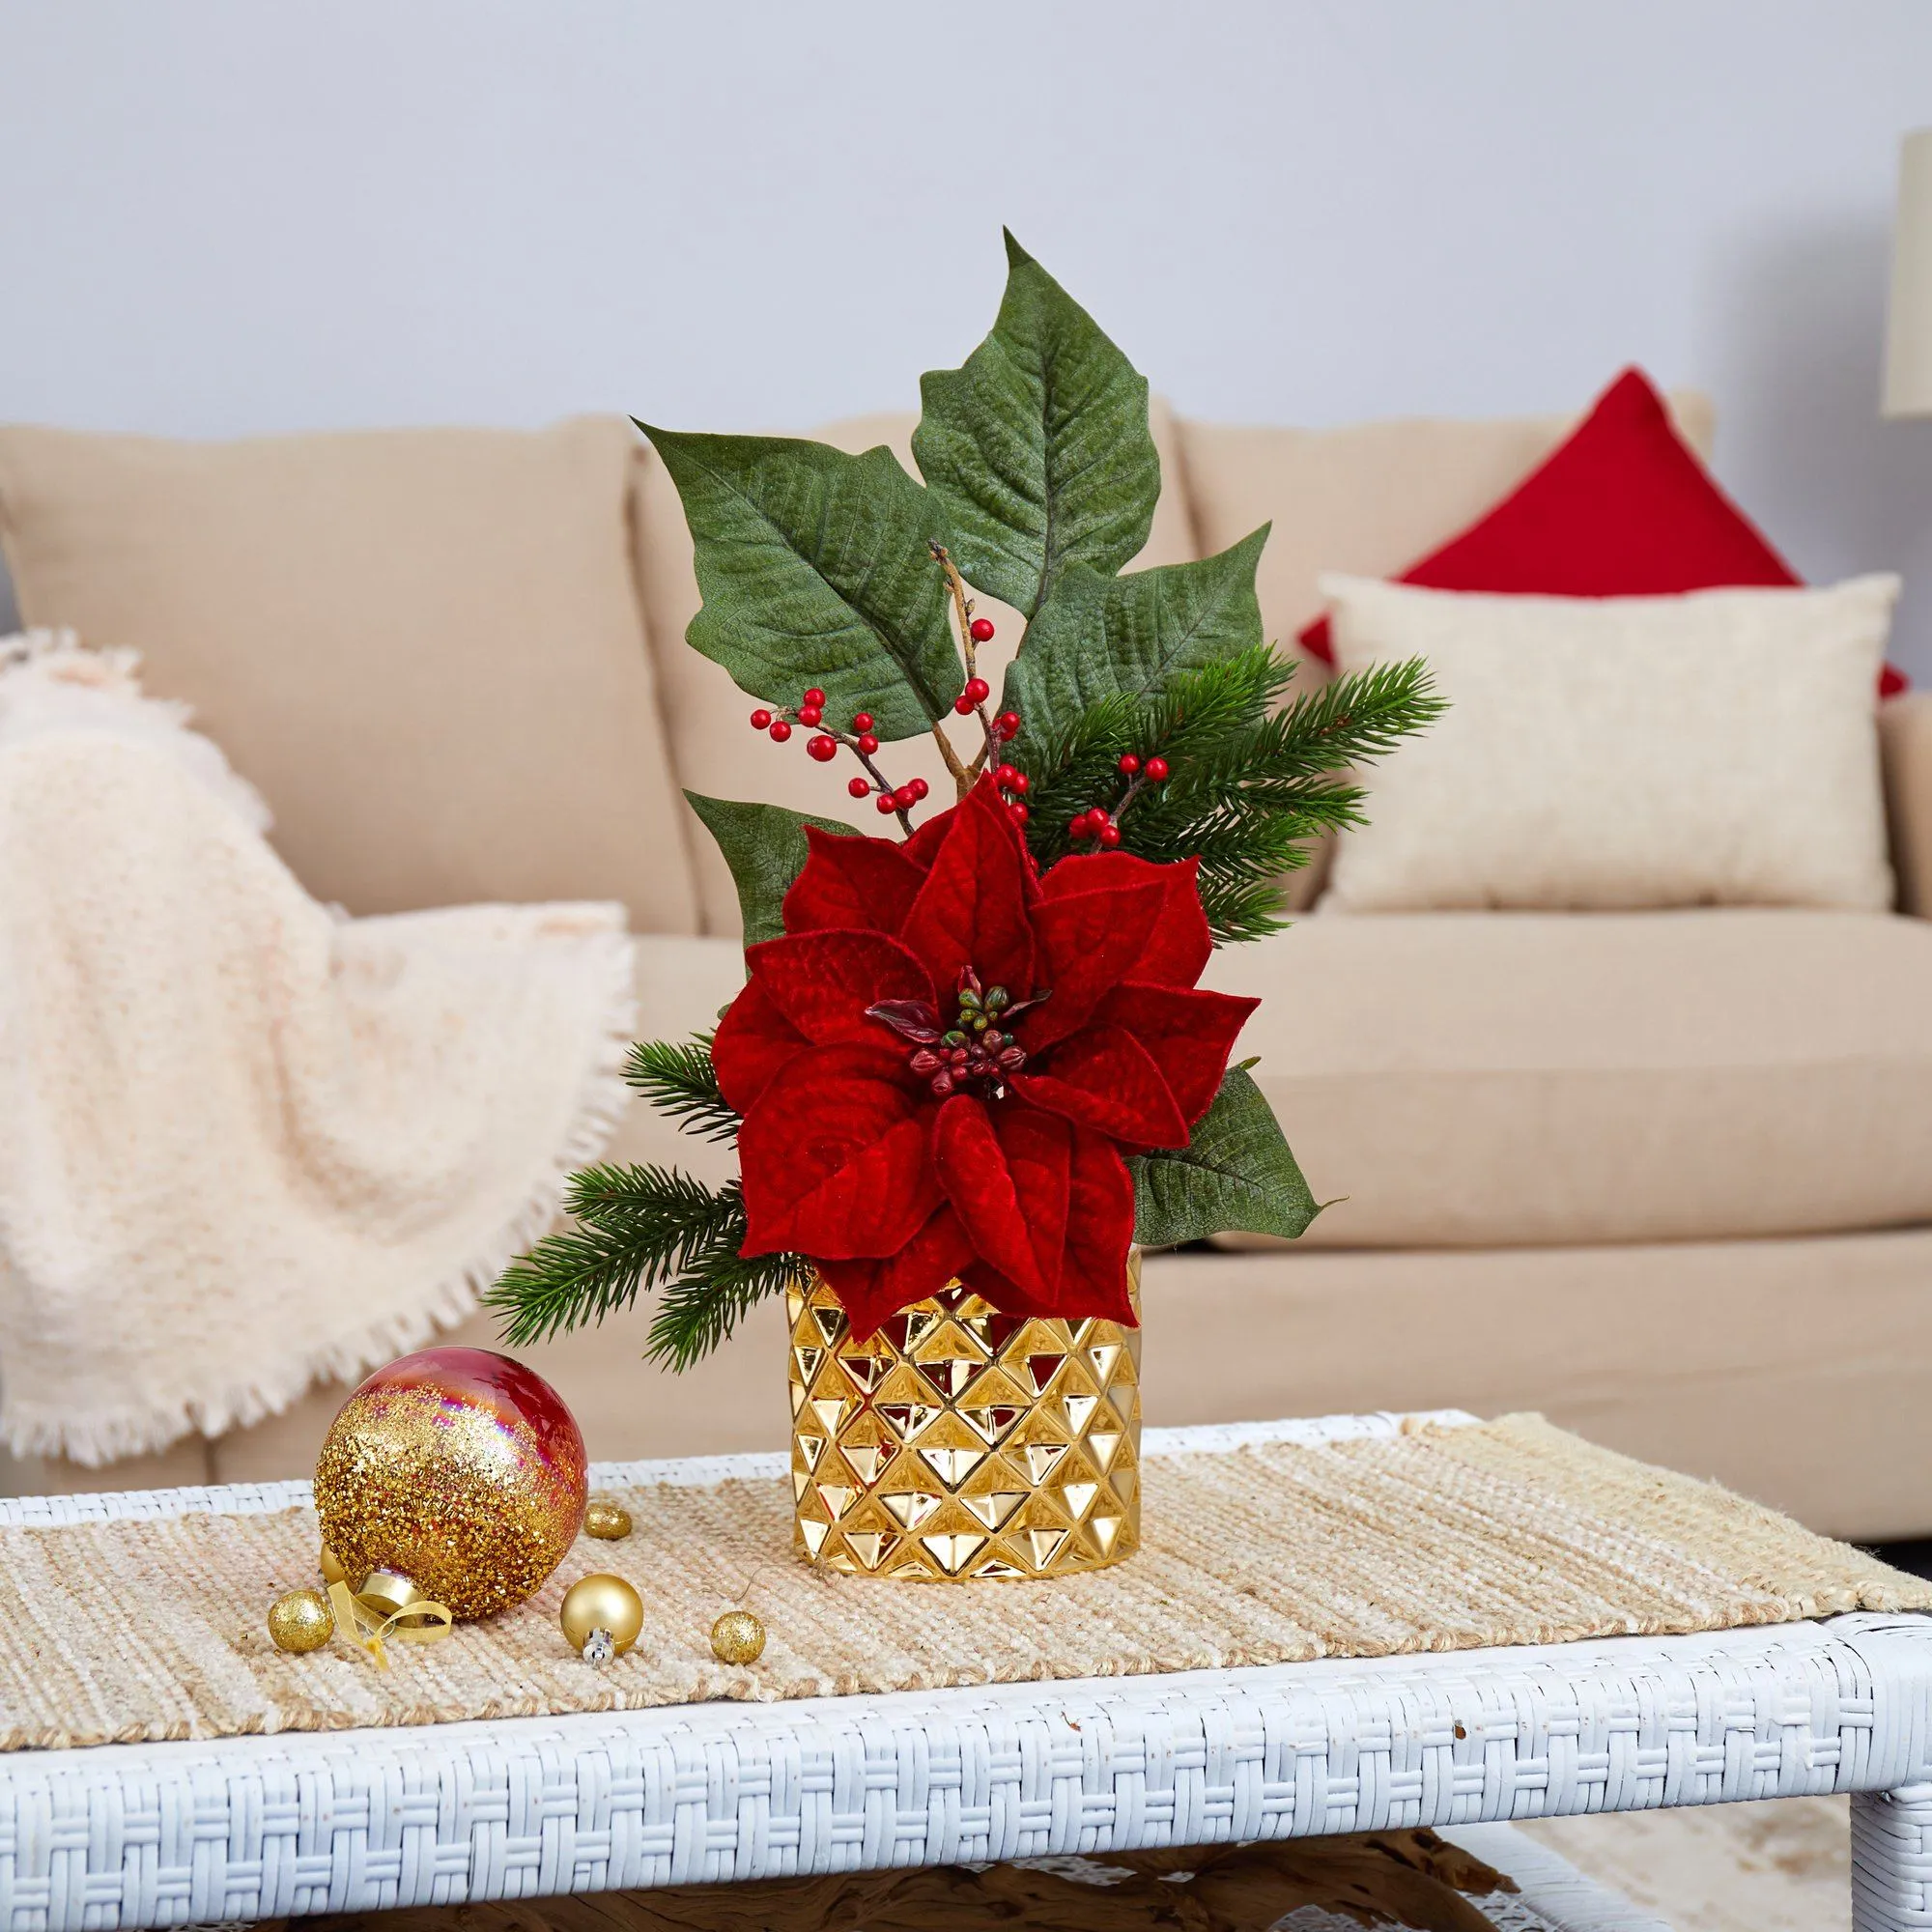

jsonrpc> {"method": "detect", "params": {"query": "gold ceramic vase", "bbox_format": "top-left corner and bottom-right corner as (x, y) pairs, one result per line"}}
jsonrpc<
(788, 1256), (1142, 1581)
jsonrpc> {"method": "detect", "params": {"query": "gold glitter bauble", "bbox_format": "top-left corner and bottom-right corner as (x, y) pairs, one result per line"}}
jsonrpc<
(318, 1544), (347, 1587)
(268, 1587), (334, 1654)
(710, 1608), (766, 1664)
(313, 1347), (587, 1621)
(560, 1573), (643, 1662)
(584, 1500), (632, 1541)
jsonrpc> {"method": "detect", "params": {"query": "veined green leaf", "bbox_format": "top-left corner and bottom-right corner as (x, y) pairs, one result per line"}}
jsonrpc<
(1129, 1065), (1320, 1247)
(684, 792), (855, 946)
(912, 231), (1159, 618)
(999, 528), (1268, 755)
(642, 426), (960, 740)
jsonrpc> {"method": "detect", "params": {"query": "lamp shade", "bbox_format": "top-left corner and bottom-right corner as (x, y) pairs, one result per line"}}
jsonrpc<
(1885, 128), (1932, 417)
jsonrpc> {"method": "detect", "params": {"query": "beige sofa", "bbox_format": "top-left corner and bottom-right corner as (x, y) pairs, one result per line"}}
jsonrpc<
(3, 397), (1930, 1541)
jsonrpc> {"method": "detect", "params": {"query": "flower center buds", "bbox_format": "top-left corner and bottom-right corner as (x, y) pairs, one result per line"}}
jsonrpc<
(866, 968), (1048, 1100)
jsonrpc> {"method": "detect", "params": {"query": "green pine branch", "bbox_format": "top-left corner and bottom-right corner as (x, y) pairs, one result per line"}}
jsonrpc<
(486, 1165), (802, 1366)
(625, 1032), (739, 1143)
(1020, 645), (1443, 944)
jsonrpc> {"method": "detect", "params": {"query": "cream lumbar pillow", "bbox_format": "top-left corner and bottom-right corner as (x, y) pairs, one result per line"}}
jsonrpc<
(1318, 571), (1899, 914)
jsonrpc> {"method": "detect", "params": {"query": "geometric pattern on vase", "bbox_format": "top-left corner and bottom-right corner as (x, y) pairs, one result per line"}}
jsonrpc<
(789, 1257), (1143, 1581)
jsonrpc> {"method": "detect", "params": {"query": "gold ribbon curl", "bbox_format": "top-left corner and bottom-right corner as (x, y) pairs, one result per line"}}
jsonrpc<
(327, 1580), (454, 1669)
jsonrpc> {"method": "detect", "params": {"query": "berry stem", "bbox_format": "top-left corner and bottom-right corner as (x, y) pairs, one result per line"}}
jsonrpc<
(825, 726), (913, 835)
(928, 540), (1001, 789)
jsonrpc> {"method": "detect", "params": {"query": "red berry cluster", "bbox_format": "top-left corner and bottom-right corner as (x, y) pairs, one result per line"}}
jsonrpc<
(749, 687), (924, 820)
(1068, 752), (1171, 846)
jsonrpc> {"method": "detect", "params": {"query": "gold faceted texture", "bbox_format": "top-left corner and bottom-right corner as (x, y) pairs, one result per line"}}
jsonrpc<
(788, 1260), (1142, 1581)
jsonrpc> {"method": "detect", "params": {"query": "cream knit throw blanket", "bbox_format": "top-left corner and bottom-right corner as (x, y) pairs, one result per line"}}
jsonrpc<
(0, 634), (636, 1463)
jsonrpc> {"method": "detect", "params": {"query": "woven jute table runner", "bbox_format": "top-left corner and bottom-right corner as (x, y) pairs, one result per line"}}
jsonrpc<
(4, 1413), (1926, 1751)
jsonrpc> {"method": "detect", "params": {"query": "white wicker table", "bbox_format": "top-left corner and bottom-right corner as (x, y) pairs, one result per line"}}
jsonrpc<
(2, 1415), (1929, 1931)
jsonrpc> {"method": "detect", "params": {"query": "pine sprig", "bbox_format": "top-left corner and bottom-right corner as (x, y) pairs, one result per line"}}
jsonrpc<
(624, 1032), (739, 1143)
(1020, 646), (1443, 944)
(485, 1165), (801, 1364)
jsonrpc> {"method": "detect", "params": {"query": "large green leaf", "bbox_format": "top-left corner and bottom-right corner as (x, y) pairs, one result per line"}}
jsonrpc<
(998, 528), (1268, 752)
(1129, 1065), (1320, 1247)
(684, 792), (855, 946)
(642, 427), (961, 740)
(912, 231), (1159, 619)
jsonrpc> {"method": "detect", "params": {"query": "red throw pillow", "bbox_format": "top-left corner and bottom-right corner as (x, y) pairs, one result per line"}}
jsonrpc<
(1299, 366), (1908, 698)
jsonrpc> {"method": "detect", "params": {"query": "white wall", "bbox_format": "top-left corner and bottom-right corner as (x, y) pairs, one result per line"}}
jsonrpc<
(6, 1), (1932, 672)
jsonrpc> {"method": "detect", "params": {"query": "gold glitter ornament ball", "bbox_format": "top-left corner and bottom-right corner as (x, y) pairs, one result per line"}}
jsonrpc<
(560, 1573), (644, 1662)
(584, 1500), (632, 1540)
(710, 1608), (766, 1664)
(314, 1348), (587, 1621)
(268, 1587), (334, 1653)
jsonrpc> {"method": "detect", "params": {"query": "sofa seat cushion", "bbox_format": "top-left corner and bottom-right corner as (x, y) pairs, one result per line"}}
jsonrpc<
(1202, 908), (1932, 1247)
(0, 419), (700, 931)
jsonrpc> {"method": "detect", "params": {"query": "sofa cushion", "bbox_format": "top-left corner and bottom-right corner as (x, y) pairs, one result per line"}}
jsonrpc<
(1203, 907), (1932, 1247)
(634, 401), (1201, 937)
(1178, 390), (1715, 668)
(0, 419), (699, 930)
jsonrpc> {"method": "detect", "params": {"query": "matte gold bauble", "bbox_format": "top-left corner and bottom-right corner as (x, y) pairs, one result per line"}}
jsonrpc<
(268, 1587), (334, 1654)
(318, 1544), (347, 1587)
(560, 1573), (643, 1664)
(710, 1608), (766, 1664)
(313, 1347), (587, 1620)
(584, 1500), (632, 1541)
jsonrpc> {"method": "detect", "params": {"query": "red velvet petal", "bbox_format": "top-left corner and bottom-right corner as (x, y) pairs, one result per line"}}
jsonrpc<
(1056, 1128), (1138, 1326)
(737, 1048), (940, 1258)
(898, 807), (955, 872)
(1097, 980), (1258, 1126)
(711, 978), (810, 1115)
(1020, 877), (1165, 1050)
(1039, 852), (1211, 988)
(1013, 1024), (1187, 1151)
(816, 1205), (977, 1341)
(897, 778), (1037, 1001)
(747, 929), (935, 1048)
(782, 828), (930, 937)
(930, 1095), (1067, 1300)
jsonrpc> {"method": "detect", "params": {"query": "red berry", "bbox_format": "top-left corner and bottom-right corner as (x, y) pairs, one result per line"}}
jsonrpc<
(995, 711), (1021, 739)
(802, 687), (826, 707)
(1089, 807), (1111, 827)
(1069, 811), (1093, 838)
(852, 712), (874, 732)
(1009, 802), (1030, 826)
(807, 734), (838, 762)
(1009, 771), (1029, 795)
(848, 776), (871, 799)
(750, 708), (773, 729)
(969, 616), (996, 643)
(875, 792), (899, 816)
(894, 785), (918, 810)
(952, 693), (975, 716)
(798, 703), (823, 727)
(1098, 822), (1122, 847)
(907, 777), (929, 801)
(1145, 755), (1170, 781)
(993, 763), (1022, 791)
(1118, 753), (1141, 776)
(964, 676), (991, 705)
(768, 719), (792, 742)
(858, 733), (880, 755)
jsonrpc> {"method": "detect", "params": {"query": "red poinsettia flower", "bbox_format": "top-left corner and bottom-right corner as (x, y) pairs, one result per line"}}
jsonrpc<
(712, 777), (1257, 1339)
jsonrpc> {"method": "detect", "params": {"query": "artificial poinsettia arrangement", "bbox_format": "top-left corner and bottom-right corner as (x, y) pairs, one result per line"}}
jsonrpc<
(492, 234), (1438, 1361)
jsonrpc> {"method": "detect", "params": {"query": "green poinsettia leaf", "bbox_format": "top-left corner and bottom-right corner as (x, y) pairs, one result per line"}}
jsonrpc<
(912, 231), (1159, 618)
(684, 792), (856, 946)
(1129, 1065), (1320, 1247)
(999, 527), (1269, 753)
(641, 426), (960, 740)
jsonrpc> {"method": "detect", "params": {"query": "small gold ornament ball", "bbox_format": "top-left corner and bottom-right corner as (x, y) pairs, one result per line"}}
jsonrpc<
(710, 1608), (766, 1665)
(268, 1587), (335, 1654)
(583, 1500), (632, 1541)
(559, 1573), (644, 1662)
